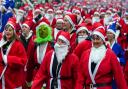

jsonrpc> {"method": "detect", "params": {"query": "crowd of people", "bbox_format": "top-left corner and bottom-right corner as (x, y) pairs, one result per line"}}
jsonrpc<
(0, 0), (128, 89)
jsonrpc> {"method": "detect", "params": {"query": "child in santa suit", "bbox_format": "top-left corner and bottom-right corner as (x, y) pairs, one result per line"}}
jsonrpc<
(75, 27), (127, 89)
(31, 31), (79, 89)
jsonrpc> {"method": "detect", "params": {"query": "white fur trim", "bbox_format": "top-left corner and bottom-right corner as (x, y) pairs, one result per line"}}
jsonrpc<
(50, 52), (55, 89)
(76, 27), (89, 34)
(36, 22), (48, 30)
(56, 19), (64, 23)
(7, 23), (15, 30)
(14, 86), (22, 89)
(22, 23), (30, 29)
(3, 55), (7, 65)
(107, 29), (116, 35)
(58, 35), (70, 45)
(65, 15), (75, 28)
(2, 75), (5, 89)
(93, 31), (105, 41)
(95, 26), (105, 31)
(47, 9), (53, 12)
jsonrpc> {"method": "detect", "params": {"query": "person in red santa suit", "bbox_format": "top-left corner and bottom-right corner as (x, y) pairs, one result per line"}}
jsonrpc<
(44, 8), (56, 28)
(20, 20), (35, 51)
(26, 23), (53, 88)
(20, 20), (36, 89)
(71, 23), (90, 52)
(72, 7), (84, 25)
(0, 17), (27, 89)
(92, 11), (101, 25)
(31, 31), (78, 89)
(63, 14), (77, 45)
(73, 22), (104, 59)
(75, 27), (128, 89)
(52, 18), (64, 42)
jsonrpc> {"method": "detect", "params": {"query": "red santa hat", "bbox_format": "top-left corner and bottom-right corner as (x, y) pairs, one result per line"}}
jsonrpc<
(58, 31), (70, 45)
(72, 7), (81, 15)
(22, 20), (34, 29)
(76, 23), (89, 34)
(34, 5), (41, 13)
(56, 18), (64, 23)
(93, 27), (106, 41)
(6, 17), (17, 30)
(64, 14), (77, 27)
(93, 11), (100, 16)
(47, 8), (54, 13)
(106, 10), (112, 15)
(92, 22), (105, 31)
(18, 6), (25, 14)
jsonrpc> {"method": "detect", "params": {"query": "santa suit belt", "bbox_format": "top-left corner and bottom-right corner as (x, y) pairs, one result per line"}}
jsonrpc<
(86, 82), (112, 88)
(50, 76), (72, 80)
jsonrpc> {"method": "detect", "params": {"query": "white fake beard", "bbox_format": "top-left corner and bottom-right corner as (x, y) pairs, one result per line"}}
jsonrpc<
(92, 17), (100, 24)
(77, 35), (87, 43)
(16, 14), (23, 23)
(55, 15), (63, 19)
(54, 43), (69, 63)
(45, 14), (54, 21)
(104, 15), (112, 25)
(90, 45), (106, 63)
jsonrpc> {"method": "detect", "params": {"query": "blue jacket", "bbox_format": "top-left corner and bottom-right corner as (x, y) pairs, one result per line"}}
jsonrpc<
(111, 41), (126, 65)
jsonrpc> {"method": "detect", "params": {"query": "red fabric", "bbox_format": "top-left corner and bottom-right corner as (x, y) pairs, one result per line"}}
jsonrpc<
(31, 50), (79, 89)
(73, 40), (92, 59)
(75, 48), (128, 89)
(0, 40), (27, 89)
(26, 42), (53, 83)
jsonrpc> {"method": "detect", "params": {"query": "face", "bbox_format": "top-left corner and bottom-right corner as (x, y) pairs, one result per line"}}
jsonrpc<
(22, 25), (30, 36)
(4, 25), (14, 40)
(57, 38), (67, 45)
(63, 17), (71, 30)
(56, 22), (63, 30)
(106, 31), (115, 41)
(78, 30), (88, 36)
(39, 27), (48, 38)
(92, 34), (104, 48)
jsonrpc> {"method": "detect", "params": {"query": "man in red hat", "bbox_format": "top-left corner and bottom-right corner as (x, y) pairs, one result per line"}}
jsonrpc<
(20, 20), (35, 51)
(52, 18), (64, 41)
(31, 31), (78, 89)
(75, 27), (127, 89)
(63, 14), (77, 45)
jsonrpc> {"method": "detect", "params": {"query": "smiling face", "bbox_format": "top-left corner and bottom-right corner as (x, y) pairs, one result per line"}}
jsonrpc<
(92, 34), (104, 48)
(4, 25), (15, 41)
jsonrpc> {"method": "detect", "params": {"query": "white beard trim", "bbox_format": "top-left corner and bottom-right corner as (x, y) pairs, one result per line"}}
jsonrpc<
(92, 17), (100, 24)
(0, 39), (7, 48)
(90, 45), (106, 63)
(54, 43), (69, 63)
(77, 35), (87, 43)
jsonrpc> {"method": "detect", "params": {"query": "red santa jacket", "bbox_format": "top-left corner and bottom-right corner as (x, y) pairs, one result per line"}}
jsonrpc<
(26, 42), (53, 82)
(75, 48), (127, 89)
(0, 40), (27, 89)
(31, 50), (79, 89)
(73, 39), (92, 59)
